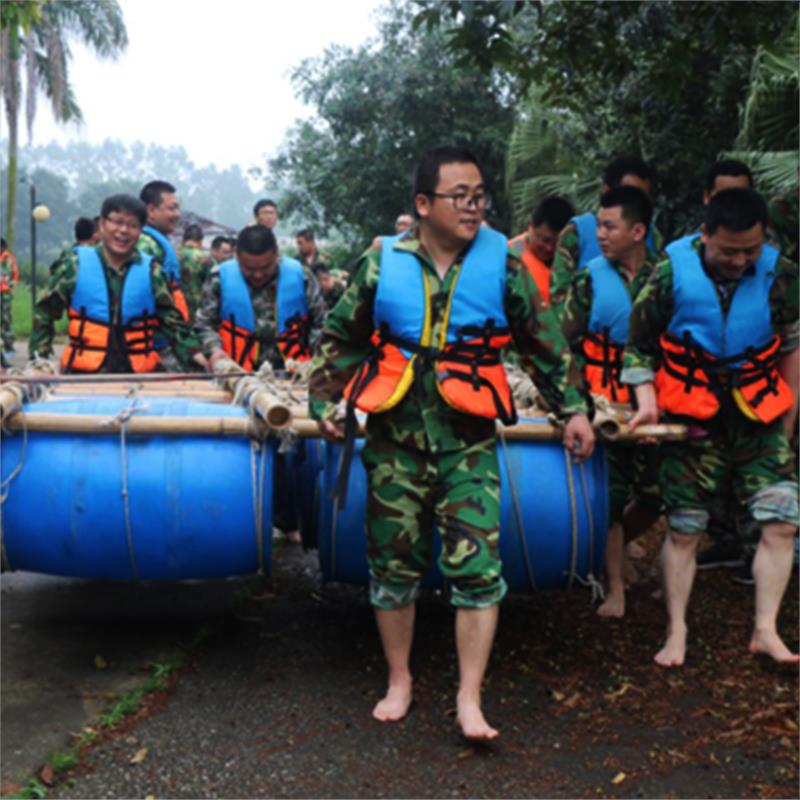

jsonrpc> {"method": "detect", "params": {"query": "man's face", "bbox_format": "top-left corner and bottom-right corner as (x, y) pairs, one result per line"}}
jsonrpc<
(256, 205), (278, 229)
(620, 173), (652, 197)
(527, 222), (560, 265)
(211, 241), (233, 263)
(238, 248), (279, 288)
(395, 214), (414, 233)
(703, 174), (752, 204)
(147, 191), (181, 234)
(100, 211), (143, 261)
(414, 161), (484, 246)
(296, 236), (314, 259)
(596, 206), (645, 262)
(701, 223), (764, 280)
(184, 239), (202, 250)
(317, 272), (334, 293)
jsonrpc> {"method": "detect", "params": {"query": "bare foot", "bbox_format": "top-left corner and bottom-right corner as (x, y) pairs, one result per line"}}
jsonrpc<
(457, 696), (498, 741)
(597, 592), (625, 618)
(654, 626), (687, 667)
(373, 680), (412, 722)
(285, 529), (302, 545)
(749, 629), (800, 664)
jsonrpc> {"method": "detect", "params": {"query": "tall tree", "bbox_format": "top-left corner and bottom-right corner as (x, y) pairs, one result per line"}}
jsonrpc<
(1, 0), (127, 249)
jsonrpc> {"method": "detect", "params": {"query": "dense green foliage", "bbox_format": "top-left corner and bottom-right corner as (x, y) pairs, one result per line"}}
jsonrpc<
(269, 2), (516, 248)
(414, 1), (798, 238)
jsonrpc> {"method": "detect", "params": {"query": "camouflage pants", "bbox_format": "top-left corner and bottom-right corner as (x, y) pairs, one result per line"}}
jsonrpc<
(362, 435), (507, 610)
(659, 419), (799, 534)
(607, 442), (662, 525)
(0, 289), (13, 354)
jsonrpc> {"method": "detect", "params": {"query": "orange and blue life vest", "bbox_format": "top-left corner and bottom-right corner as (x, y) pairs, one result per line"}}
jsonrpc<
(571, 212), (657, 269)
(656, 236), (793, 423)
(509, 233), (551, 306)
(581, 255), (632, 403)
(218, 256), (310, 372)
(142, 226), (189, 321)
(61, 246), (161, 373)
(344, 227), (516, 424)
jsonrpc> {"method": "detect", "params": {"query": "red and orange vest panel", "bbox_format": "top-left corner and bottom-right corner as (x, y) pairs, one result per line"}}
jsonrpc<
(61, 247), (160, 374)
(656, 235), (792, 424)
(344, 227), (516, 424)
(509, 233), (551, 307)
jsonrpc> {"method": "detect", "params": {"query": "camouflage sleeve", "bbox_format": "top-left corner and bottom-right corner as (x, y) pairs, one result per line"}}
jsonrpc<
(29, 253), (78, 361)
(620, 258), (674, 383)
(193, 267), (224, 357)
(505, 253), (589, 418)
(150, 260), (201, 370)
(304, 270), (328, 351)
(308, 249), (379, 422)
(137, 233), (161, 260)
(770, 255), (799, 353)
(560, 268), (593, 375)
(548, 222), (580, 322)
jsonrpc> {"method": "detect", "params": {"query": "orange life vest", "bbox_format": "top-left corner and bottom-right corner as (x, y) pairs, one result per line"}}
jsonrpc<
(344, 227), (516, 424)
(0, 251), (19, 292)
(509, 234), (551, 306)
(61, 247), (161, 374)
(655, 236), (793, 424)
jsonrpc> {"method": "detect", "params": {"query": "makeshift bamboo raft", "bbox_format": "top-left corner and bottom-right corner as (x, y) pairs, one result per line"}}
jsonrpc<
(0, 366), (686, 587)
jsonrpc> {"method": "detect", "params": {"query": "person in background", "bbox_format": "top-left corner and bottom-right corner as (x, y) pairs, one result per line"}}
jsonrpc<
(0, 238), (20, 366)
(179, 224), (214, 323)
(253, 199), (278, 230)
(508, 195), (575, 307)
(210, 235), (234, 265)
(394, 213), (415, 234)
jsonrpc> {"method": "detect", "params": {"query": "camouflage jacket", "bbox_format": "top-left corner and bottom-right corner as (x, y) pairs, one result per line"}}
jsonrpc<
(308, 231), (589, 454)
(178, 245), (214, 322)
(561, 252), (658, 376)
(29, 244), (201, 372)
(194, 258), (328, 369)
(621, 237), (799, 386)
(550, 217), (665, 321)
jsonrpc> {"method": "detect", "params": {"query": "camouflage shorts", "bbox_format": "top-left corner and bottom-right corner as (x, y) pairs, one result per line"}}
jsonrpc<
(606, 442), (662, 525)
(1, 290), (13, 352)
(659, 419), (799, 534)
(361, 435), (507, 610)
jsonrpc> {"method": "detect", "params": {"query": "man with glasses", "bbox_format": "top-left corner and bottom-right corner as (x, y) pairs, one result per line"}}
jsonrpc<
(30, 194), (201, 373)
(309, 146), (594, 740)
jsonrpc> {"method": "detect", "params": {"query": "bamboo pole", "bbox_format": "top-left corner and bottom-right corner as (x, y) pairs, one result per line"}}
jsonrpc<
(0, 384), (25, 422)
(48, 382), (233, 402)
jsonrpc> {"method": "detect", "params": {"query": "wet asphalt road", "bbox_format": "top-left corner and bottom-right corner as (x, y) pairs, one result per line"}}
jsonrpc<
(3, 541), (798, 799)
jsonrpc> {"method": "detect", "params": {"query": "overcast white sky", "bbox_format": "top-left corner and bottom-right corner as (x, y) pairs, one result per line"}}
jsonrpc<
(31, 0), (385, 172)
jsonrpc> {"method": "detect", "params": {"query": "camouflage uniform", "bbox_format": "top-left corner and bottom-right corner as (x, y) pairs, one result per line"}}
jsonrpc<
(561, 254), (662, 524)
(29, 245), (200, 373)
(309, 230), (589, 609)
(1, 248), (19, 362)
(178, 245), (214, 323)
(193, 260), (327, 370)
(621, 238), (799, 533)
(768, 192), (799, 264)
(549, 218), (664, 321)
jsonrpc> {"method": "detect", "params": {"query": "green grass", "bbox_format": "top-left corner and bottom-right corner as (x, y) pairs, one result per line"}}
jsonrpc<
(9, 283), (67, 338)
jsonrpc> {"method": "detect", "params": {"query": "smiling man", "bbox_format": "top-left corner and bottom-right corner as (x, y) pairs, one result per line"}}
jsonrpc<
(624, 188), (799, 667)
(309, 145), (594, 740)
(29, 194), (200, 373)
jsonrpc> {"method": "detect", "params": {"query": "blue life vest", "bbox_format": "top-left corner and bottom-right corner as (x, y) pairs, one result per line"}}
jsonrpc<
(142, 226), (181, 283)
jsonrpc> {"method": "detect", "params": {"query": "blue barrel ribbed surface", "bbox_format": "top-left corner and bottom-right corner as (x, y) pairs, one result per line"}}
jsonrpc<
(1, 396), (273, 580)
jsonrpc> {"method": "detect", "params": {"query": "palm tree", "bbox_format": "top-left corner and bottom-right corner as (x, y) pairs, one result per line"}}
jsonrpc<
(1, 0), (128, 248)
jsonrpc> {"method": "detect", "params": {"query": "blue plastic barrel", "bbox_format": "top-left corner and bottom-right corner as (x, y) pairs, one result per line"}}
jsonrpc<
(1, 396), (273, 580)
(296, 439), (325, 548)
(318, 422), (608, 591)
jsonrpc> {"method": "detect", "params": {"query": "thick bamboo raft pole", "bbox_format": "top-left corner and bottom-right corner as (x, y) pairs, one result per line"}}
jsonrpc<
(48, 381), (233, 403)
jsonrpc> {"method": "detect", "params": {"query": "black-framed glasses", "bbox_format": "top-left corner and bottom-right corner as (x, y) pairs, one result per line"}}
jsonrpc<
(425, 192), (492, 211)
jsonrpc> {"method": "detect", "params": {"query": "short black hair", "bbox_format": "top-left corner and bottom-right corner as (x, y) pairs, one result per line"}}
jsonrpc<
(531, 196), (575, 230)
(603, 156), (652, 189)
(704, 159), (753, 193)
(312, 263), (330, 276)
(100, 194), (147, 227)
(211, 235), (230, 250)
(413, 145), (483, 199)
(183, 224), (203, 243)
(74, 217), (96, 242)
(704, 188), (767, 235)
(600, 186), (653, 233)
(296, 228), (314, 241)
(139, 180), (176, 208)
(236, 224), (277, 255)
(253, 198), (277, 217)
